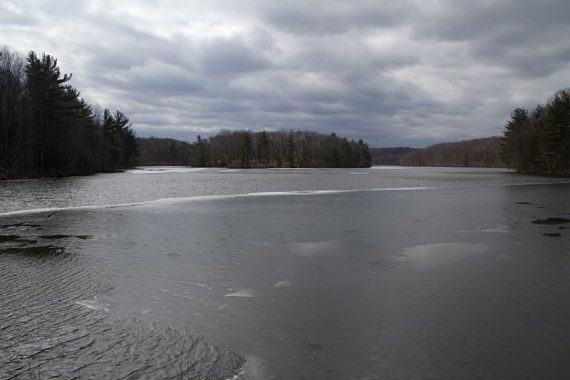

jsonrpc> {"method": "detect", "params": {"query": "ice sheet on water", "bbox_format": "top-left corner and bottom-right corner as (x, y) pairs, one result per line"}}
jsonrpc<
(0, 188), (431, 217)
(126, 166), (206, 174)
(371, 166), (408, 169)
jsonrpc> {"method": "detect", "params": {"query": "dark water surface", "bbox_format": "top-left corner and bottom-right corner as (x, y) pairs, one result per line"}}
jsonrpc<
(1, 167), (570, 379)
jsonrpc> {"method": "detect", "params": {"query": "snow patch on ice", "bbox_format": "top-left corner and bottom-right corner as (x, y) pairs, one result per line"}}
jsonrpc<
(224, 288), (257, 298)
(371, 166), (407, 169)
(482, 225), (511, 233)
(273, 281), (291, 288)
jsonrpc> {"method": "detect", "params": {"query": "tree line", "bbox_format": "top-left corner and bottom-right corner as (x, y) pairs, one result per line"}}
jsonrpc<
(137, 137), (193, 166)
(399, 137), (504, 167)
(138, 131), (372, 168)
(181, 130), (372, 168)
(500, 89), (570, 175)
(369, 147), (417, 165)
(0, 47), (138, 179)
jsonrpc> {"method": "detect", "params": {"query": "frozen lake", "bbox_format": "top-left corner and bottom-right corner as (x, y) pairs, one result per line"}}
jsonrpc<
(1, 167), (570, 379)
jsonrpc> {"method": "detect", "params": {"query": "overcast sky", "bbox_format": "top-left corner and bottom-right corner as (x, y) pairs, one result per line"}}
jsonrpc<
(1, 0), (569, 147)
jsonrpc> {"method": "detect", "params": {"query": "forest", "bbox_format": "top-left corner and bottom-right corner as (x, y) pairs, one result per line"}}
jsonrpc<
(0, 47), (138, 179)
(500, 89), (570, 176)
(139, 131), (372, 168)
(399, 137), (504, 167)
(137, 137), (193, 166)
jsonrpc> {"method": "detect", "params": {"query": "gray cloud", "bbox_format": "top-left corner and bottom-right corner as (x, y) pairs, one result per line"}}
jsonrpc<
(2, 0), (569, 147)
(200, 36), (273, 75)
(260, 1), (416, 34)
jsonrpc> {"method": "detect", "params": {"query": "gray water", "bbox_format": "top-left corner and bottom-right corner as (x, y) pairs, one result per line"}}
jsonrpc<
(1, 167), (570, 379)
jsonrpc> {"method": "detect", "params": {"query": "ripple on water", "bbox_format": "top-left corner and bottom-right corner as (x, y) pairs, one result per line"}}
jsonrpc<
(0, 224), (244, 379)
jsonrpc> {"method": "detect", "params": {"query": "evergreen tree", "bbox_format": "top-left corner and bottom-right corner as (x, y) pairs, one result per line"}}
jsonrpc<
(500, 108), (529, 170)
(500, 89), (570, 175)
(542, 90), (570, 174)
(25, 52), (73, 175)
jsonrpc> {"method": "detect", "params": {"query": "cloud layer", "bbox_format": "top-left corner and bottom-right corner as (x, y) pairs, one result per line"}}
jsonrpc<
(2, 0), (569, 146)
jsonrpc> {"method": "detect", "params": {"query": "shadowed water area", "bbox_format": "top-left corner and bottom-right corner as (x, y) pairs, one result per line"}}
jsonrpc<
(1, 167), (570, 379)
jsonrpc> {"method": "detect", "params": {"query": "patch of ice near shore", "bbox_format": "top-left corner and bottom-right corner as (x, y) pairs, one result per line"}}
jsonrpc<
(126, 166), (206, 174)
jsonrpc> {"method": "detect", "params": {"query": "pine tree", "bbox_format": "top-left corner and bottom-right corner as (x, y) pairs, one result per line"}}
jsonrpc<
(542, 90), (570, 174)
(25, 52), (72, 175)
(500, 107), (529, 170)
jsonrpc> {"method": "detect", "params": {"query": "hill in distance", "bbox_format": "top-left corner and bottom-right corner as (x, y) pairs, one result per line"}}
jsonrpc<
(138, 136), (505, 168)
(369, 147), (418, 165)
(398, 137), (504, 168)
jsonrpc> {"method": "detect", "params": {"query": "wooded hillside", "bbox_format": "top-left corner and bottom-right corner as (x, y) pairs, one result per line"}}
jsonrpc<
(399, 137), (504, 167)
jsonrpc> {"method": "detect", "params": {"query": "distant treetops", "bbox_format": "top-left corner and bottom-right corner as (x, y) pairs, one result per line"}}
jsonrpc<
(501, 89), (570, 176)
(185, 130), (372, 168)
(0, 47), (138, 178)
